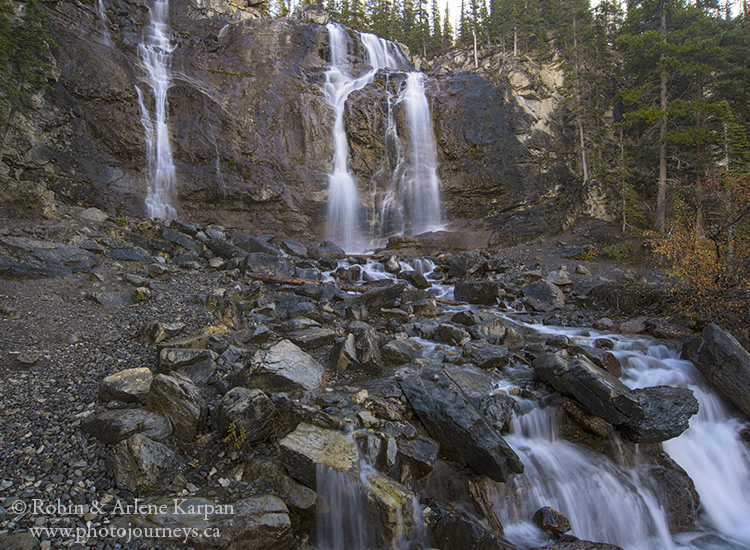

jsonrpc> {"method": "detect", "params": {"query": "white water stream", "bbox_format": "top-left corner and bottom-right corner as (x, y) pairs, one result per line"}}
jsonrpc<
(137, 0), (177, 219)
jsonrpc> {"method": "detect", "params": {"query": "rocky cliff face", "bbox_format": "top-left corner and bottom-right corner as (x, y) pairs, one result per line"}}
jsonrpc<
(5, 1), (580, 244)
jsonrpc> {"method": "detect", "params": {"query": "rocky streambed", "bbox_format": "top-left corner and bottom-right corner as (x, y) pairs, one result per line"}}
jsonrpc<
(1, 206), (750, 550)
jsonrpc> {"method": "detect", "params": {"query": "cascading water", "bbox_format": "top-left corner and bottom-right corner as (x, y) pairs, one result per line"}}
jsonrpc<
(398, 72), (443, 234)
(323, 25), (444, 252)
(97, 0), (112, 45)
(137, 0), (177, 219)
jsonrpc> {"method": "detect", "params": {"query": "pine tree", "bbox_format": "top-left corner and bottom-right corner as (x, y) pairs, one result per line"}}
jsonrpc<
(443, 4), (454, 47)
(430, 0), (443, 52)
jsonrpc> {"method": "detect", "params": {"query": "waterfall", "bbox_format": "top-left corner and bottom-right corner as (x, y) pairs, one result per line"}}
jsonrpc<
(323, 25), (444, 252)
(489, 402), (674, 550)
(137, 0), (177, 219)
(97, 0), (112, 45)
(399, 72), (443, 234)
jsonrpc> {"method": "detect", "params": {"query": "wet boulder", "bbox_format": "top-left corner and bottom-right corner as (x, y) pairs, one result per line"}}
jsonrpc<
(682, 323), (750, 416)
(278, 423), (359, 488)
(82, 408), (171, 445)
(529, 537), (623, 550)
(438, 322), (471, 345)
(213, 387), (276, 441)
(244, 252), (296, 277)
(431, 502), (515, 550)
(463, 341), (510, 370)
(106, 434), (184, 492)
(233, 339), (325, 392)
(621, 386), (699, 443)
(126, 495), (293, 550)
(533, 354), (643, 425)
(396, 366), (523, 482)
(159, 348), (218, 385)
(454, 279), (500, 305)
(448, 251), (488, 278)
(381, 338), (423, 365)
(352, 283), (406, 313)
(99, 367), (153, 404)
(522, 280), (566, 312)
(146, 372), (207, 440)
(533, 506), (572, 535)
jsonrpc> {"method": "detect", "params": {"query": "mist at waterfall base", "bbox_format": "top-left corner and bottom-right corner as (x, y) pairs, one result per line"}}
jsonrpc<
(314, 258), (750, 550)
(324, 25), (443, 253)
(138, 0), (177, 220)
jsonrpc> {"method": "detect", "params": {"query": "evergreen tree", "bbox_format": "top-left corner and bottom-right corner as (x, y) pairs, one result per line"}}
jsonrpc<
(430, 0), (443, 52)
(443, 4), (454, 47)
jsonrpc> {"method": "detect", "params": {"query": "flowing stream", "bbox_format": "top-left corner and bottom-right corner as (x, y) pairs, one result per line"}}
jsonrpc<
(137, 0), (177, 219)
(324, 26), (443, 253)
(316, 258), (750, 550)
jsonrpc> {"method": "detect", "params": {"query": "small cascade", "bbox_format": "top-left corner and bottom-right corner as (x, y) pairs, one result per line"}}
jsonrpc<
(97, 0), (112, 45)
(315, 429), (429, 549)
(323, 25), (444, 252)
(137, 0), (177, 219)
(618, 345), (750, 546)
(490, 403), (673, 550)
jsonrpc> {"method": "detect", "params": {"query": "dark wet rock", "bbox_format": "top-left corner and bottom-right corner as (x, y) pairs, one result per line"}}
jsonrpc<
(244, 252), (296, 277)
(295, 283), (324, 300)
(438, 322), (471, 345)
(213, 387), (276, 440)
(82, 408), (171, 445)
(236, 458), (317, 510)
(454, 279), (500, 305)
(159, 348), (218, 385)
(395, 433), (440, 478)
(147, 263), (171, 281)
(533, 506), (572, 535)
(355, 326), (385, 372)
(307, 242), (345, 260)
(533, 354), (643, 425)
(353, 283), (406, 312)
(139, 320), (186, 344)
(205, 238), (245, 260)
(447, 251), (488, 278)
(382, 338), (424, 365)
(281, 239), (307, 257)
(128, 495), (293, 549)
(562, 397), (613, 438)
(431, 503), (515, 550)
(621, 386), (699, 443)
(683, 323), (750, 416)
(567, 345), (622, 378)
(529, 536), (623, 550)
(411, 298), (439, 317)
(399, 270), (430, 289)
(238, 236), (283, 256)
(106, 434), (184, 492)
(469, 320), (508, 345)
(383, 255), (401, 273)
(0, 531), (41, 550)
(146, 372), (208, 441)
(463, 341), (510, 370)
(331, 333), (358, 371)
(646, 451), (700, 533)
(269, 394), (344, 434)
(213, 298), (248, 331)
(158, 227), (199, 250)
(99, 367), (153, 404)
(278, 423), (360, 488)
(396, 366), (523, 482)
(88, 291), (134, 308)
(106, 246), (153, 263)
(585, 281), (664, 315)
(233, 339), (325, 391)
(288, 327), (336, 349)
(522, 279), (566, 312)
(444, 366), (516, 432)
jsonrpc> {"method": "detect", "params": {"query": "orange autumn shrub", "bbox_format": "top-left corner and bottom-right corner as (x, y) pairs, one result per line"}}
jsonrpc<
(649, 174), (750, 331)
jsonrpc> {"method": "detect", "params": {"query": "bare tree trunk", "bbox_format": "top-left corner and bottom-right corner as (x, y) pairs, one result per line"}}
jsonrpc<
(473, 29), (478, 68)
(657, 3), (668, 232)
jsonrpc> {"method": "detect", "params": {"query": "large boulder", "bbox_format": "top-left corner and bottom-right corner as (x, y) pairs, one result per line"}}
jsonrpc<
(533, 354), (643, 425)
(396, 366), (523, 482)
(454, 279), (500, 305)
(99, 367), (153, 404)
(278, 423), (360, 488)
(621, 386), (699, 443)
(522, 279), (566, 312)
(82, 408), (171, 445)
(234, 339), (325, 392)
(106, 434), (184, 492)
(127, 495), (294, 550)
(158, 348), (218, 385)
(146, 373), (208, 440)
(213, 387), (276, 440)
(682, 323), (750, 416)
